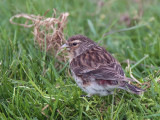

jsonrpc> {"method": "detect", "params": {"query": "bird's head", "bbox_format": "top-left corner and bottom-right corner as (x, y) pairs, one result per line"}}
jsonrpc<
(61, 35), (96, 58)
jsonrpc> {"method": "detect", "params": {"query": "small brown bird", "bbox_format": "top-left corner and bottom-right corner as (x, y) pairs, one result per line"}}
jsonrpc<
(61, 35), (144, 96)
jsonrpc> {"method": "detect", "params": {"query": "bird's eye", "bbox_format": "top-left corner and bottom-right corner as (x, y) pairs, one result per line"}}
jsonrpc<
(72, 43), (77, 46)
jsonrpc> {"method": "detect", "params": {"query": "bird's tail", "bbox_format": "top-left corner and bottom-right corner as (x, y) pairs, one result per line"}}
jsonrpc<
(120, 82), (145, 95)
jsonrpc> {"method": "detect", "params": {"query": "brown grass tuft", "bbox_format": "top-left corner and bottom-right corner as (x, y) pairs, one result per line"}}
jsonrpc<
(10, 9), (69, 68)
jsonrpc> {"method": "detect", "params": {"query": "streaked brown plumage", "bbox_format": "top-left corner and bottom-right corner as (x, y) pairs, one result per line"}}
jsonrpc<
(61, 35), (144, 96)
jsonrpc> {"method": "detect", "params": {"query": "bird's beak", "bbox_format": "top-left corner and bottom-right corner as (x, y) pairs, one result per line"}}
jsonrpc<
(61, 44), (68, 49)
(60, 44), (70, 51)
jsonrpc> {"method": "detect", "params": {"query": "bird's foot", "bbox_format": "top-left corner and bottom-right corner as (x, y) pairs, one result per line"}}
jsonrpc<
(80, 94), (92, 97)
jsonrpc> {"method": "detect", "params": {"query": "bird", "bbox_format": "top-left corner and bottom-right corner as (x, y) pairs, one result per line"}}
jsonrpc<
(61, 35), (144, 97)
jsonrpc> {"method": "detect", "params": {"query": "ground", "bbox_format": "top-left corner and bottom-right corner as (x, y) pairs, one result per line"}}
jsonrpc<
(0, 0), (160, 119)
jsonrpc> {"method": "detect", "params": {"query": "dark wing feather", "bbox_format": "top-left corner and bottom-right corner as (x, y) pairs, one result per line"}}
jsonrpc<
(70, 46), (130, 82)
(108, 62), (125, 76)
(78, 66), (133, 82)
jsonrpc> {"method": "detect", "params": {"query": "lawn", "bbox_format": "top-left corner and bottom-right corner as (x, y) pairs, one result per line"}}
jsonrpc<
(0, 0), (160, 119)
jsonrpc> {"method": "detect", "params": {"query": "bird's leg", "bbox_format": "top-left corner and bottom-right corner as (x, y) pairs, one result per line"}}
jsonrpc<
(80, 95), (86, 97)
(80, 94), (92, 97)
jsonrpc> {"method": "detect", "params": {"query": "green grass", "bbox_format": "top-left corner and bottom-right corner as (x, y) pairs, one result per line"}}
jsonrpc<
(1, 0), (160, 119)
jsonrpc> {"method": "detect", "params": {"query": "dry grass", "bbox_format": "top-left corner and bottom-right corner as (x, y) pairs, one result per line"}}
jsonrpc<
(10, 9), (69, 66)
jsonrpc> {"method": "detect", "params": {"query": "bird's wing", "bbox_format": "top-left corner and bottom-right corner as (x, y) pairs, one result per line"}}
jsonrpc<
(70, 46), (130, 82)
(108, 62), (125, 76)
(78, 66), (133, 82)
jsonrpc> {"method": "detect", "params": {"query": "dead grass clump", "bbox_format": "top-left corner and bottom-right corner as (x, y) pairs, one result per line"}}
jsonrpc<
(10, 10), (69, 68)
